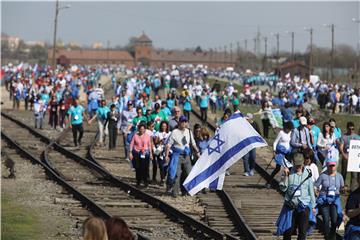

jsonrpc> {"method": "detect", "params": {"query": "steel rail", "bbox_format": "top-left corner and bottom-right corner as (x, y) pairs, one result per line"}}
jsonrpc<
(2, 112), (232, 240)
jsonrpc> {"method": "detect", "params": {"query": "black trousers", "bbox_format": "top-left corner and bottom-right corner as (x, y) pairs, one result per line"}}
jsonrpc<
(283, 208), (309, 240)
(200, 107), (208, 122)
(262, 119), (271, 138)
(108, 125), (117, 149)
(49, 112), (58, 129)
(184, 110), (190, 121)
(71, 123), (84, 146)
(133, 151), (150, 185)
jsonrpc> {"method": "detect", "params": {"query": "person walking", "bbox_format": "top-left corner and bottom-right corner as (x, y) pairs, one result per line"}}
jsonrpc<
(314, 159), (344, 240)
(267, 121), (293, 188)
(154, 121), (171, 185)
(33, 95), (45, 129)
(67, 99), (87, 147)
(129, 122), (153, 188)
(165, 116), (200, 197)
(88, 100), (110, 146)
(276, 153), (316, 240)
(118, 101), (137, 161)
(344, 175), (360, 240)
(106, 104), (119, 150)
(243, 113), (261, 177)
(199, 91), (209, 123)
(340, 122), (360, 192)
(259, 101), (272, 138)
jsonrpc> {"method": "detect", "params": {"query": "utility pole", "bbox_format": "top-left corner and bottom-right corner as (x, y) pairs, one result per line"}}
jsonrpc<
(51, 0), (70, 69)
(291, 32), (294, 62)
(331, 24), (334, 81)
(51, 0), (59, 69)
(244, 39), (248, 52)
(253, 38), (257, 55)
(263, 37), (268, 71)
(324, 23), (335, 81)
(224, 45), (227, 65)
(237, 41), (240, 60)
(275, 33), (280, 67)
(305, 27), (313, 77)
(230, 43), (233, 63)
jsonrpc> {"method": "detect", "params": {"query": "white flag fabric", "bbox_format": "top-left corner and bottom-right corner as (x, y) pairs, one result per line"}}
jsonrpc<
(183, 111), (267, 196)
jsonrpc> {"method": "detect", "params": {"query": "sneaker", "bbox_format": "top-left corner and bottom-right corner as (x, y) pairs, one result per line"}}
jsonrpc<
(249, 170), (254, 176)
(225, 171), (231, 176)
(243, 172), (250, 177)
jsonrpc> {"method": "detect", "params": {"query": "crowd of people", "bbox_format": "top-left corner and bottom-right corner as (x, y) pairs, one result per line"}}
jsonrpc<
(2, 62), (360, 239)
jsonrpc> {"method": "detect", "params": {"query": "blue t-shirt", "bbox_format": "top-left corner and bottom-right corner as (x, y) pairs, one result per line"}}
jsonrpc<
(200, 96), (209, 108)
(167, 99), (175, 110)
(41, 93), (50, 105)
(334, 127), (342, 140)
(184, 96), (192, 111)
(96, 106), (110, 121)
(311, 125), (321, 148)
(292, 119), (300, 129)
(67, 105), (85, 125)
(161, 107), (172, 117)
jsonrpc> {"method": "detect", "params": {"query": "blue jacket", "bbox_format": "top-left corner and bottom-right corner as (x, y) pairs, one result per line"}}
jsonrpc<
(316, 194), (343, 228)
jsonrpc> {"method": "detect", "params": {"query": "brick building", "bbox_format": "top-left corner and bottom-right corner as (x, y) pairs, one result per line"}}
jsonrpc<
(48, 33), (236, 68)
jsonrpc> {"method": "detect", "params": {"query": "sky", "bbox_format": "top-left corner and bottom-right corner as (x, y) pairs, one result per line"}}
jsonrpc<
(1, 1), (359, 53)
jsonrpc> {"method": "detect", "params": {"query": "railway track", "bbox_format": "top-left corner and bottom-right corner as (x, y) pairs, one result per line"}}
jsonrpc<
(191, 107), (343, 239)
(1, 112), (237, 240)
(87, 109), (254, 239)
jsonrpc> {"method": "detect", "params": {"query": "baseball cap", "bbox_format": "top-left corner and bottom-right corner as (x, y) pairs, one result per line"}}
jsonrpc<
(127, 100), (133, 105)
(179, 115), (188, 122)
(326, 158), (337, 166)
(299, 116), (307, 125)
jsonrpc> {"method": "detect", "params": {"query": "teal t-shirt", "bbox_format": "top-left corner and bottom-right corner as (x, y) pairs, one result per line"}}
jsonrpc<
(311, 125), (321, 148)
(200, 96), (209, 108)
(184, 96), (192, 111)
(67, 105), (85, 125)
(292, 119), (300, 129)
(150, 111), (168, 131)
(96, 106), (110, 121)
(167, 99), (175, 110)
(132, 116), (148, 129)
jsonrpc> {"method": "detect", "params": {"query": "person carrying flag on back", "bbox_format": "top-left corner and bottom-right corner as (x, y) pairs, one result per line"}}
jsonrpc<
(164, 115), (200, 198)
(183, 110), (267, 196)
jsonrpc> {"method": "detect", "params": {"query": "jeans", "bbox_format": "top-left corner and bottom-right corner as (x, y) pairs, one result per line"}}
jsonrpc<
(320, 204), (338, 240)
(34, 115), (43, 129)
(243, 149), (256, 173)
(49, 111), (58, 129)
(173, 155), (192, 196)
(283, 207), (309, 240)
(97, 120), (108, 144)
(122, 133), (129, 159)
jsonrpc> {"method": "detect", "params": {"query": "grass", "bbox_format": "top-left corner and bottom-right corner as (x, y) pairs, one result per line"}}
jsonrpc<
(1, 194), (41, 240)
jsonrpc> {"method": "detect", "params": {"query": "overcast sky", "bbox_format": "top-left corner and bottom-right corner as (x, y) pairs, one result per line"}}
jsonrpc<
(1, 1), (359, 53)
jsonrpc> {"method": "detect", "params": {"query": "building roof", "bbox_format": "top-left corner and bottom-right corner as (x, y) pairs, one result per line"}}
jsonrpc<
(151, 49), (234, 63)
(50, 49), (134, 61)
(136, 33), (152, 43)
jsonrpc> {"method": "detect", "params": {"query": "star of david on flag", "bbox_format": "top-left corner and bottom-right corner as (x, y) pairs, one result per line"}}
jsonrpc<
(207, 134), (225, 155)
(183, 111), (268, 196)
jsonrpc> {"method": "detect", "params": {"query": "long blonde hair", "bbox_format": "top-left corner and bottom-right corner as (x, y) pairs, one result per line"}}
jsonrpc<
(83, 217), (108, 240)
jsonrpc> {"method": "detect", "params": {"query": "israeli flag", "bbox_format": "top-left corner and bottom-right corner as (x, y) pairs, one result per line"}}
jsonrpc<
(183, 112), (267, 196)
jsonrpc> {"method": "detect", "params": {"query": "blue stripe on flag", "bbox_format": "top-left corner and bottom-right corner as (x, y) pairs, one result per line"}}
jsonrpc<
(184, 136), (265, 191)
(209, 177), (219, 189)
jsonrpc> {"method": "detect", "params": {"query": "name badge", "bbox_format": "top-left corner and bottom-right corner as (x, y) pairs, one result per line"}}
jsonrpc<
(328, 187), (336, 196)
(294, 189), (301, 197)
(140, 153), (146, 159)
(74, 115), (79, 120)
